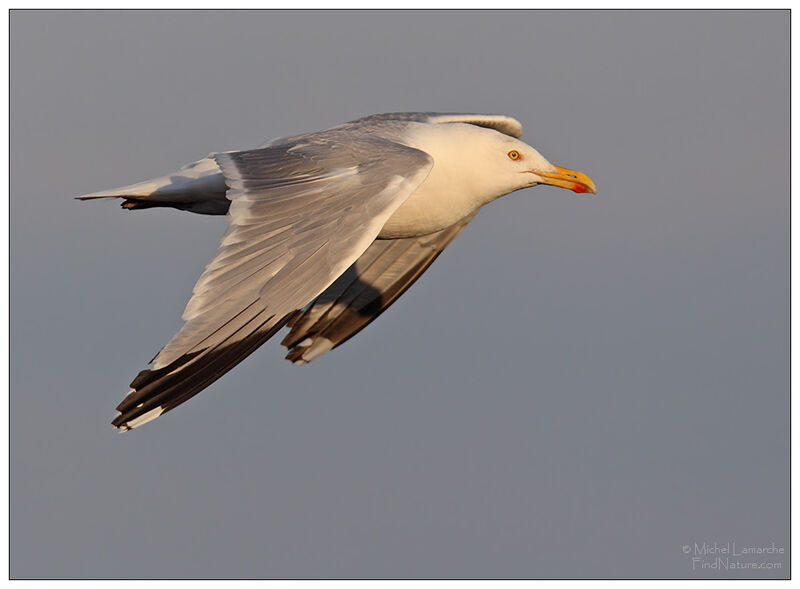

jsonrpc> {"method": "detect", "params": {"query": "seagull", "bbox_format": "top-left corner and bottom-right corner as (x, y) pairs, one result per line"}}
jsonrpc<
(79, 112), (596, 432)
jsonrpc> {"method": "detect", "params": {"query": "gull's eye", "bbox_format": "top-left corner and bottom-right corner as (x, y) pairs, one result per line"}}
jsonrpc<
(507, 150), (521, 161)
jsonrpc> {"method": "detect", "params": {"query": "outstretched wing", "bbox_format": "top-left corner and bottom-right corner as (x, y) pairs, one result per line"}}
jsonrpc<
(262, 112), (523, 147)
(113, 138), (433, 431)
(281, 211), (478, 364)
(350, 112), (523, 139)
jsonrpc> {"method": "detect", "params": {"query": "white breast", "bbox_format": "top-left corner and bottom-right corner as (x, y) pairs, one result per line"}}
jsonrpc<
(378, 124), (508, 239)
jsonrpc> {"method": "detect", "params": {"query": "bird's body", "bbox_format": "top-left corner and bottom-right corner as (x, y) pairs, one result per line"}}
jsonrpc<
(79, 112), (595, 431)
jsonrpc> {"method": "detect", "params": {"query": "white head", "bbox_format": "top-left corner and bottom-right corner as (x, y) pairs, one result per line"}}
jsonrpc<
(461, 124), (597, 200)
(406, 122), (596, 206)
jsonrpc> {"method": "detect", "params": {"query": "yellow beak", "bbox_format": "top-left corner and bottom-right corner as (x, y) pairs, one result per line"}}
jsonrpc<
(535, 165), (597, 194)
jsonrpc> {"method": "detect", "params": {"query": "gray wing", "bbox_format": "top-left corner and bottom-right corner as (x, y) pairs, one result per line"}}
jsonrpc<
(262, 112), (523, 147)
(281, 211), (478, 364)
(351, 112), (523, 138)
(113, 138), (433, 431)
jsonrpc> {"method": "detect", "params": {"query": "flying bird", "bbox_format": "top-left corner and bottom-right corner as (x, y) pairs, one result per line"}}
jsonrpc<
(79, 112), (596, 431)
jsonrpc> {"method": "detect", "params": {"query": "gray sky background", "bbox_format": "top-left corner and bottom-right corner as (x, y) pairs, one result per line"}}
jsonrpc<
(10, 10), (789, 579)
